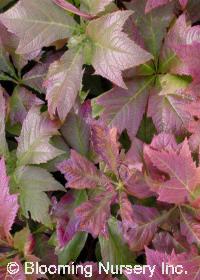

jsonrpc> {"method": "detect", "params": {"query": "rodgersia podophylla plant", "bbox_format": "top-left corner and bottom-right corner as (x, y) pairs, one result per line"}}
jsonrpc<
(0, 0), (200, 279)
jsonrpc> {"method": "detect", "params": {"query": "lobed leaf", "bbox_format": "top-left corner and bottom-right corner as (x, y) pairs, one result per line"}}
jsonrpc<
(16, 165), (65, 226)
(57, 150), (103, 189)
(86, 10), (153, 88)
(0, 0), (76, 55)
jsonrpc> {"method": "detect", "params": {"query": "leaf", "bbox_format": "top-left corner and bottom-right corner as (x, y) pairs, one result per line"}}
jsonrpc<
(145, 0), (169, 13)
(91, 121), (120, 173)
(13, 227), (34, 256)
(15, 165), (65, 225)
(0, 25), (16, 77)
(58, 150), (104, 189)
(123, 205), (166, 251)
(188, 120), (200, 153)
(60, 106), (90, 156)
(125, 247), (200, 280)
(148, 74), (192, 134)
(99, 217), (135, 266)
(86, 11), (152, 88)
(53, 191), (88, 258)
(81, 0), (113, 15)
(145, 0), (186, 13)
(179, 0), (188, 8)
(9, 86), (44, 125)
(0, 90), (8, 156)
(22, 53), (63, 92)
(144, 139), (200, 204)
(152, 232), (186, 254)
(75, 189), (115, 238)
(0, 0), (76, 55)
(173, 43), (200, 84)
(0, 158), (19, 240)
(16, 107), (63, 166)
(96, 77), (154, 137)
(180, 207), (200, 247)
(44, 50), (84, 121)
(52, 0), (93, 19)
(58, 232), (87, 265)
(38, 135), (70, 173)
(125, 0), (174, 57)
(52, 190), (87, 248)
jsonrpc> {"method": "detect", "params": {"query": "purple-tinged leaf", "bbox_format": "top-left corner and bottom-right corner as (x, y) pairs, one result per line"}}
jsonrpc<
(125, 137), (144, 164)
(16, 107), (63, 166)
(91, 122), (120, 173)
(99, 217), (135, 266)
(173, 43), (200, 83)
(86, 11), (153, 88)
(57, 150), (104, 189)
(10, 86), (44, 125)
(143, 133), (179, 189)
(52, 191), (87, 247)
(0, 0), (75, 55)
(44, 50), (84, 121)
(0, 158), (19, 241)
(188, 120), (200, 153)
(145, 0), (187, 13)
(23, 53), (63, 93)
(144, 139), (200, 204)
(124, 171), (154, 199)
(180, 207), (200, 247)
(125, 0), (174, 57)
(52, 0), (93, 19)
(145, 0), (169, 13)
(75, 189), (115, 238)
(125, 247), (200, 280)
(149, 132), (178, 151)
(96, 77), (153, 137)
(153, 232), (186, 254)
(179, 0), (188, 8)
(119, 192), (134, 231)
(148, 75), (193, 134)
(0, 21), (30, 70)
(124, 205), (165, 252)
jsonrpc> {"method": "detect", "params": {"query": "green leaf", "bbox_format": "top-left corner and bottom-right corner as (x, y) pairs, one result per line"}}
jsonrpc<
(39, 136), (70, 172)
(99, 217), (135, 266)
(15, 166), (65, 226)
(81, 0), (113, 15)
(0, 90), (8, 157)
(61, 111), (90, 156)
(16, 107), (64, 166)
(58, 232), (87, 265)
(13, 227), (30, 253)
(0, 42), (16, 78)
